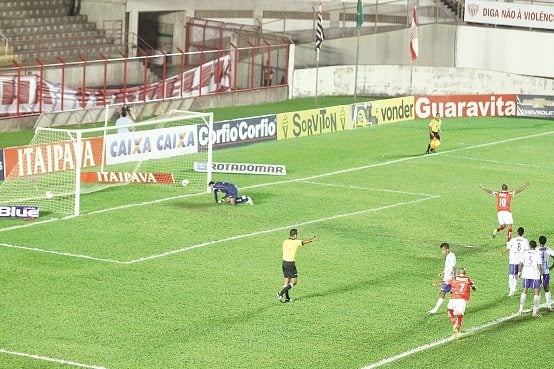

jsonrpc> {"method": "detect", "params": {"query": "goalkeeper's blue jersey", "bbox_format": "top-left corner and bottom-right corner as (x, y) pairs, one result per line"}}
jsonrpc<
(213, 181), (238, 198)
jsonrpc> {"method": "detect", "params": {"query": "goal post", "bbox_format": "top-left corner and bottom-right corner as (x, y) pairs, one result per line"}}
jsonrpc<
(0, 109), (213, 218)
(0, 127), (85, 217)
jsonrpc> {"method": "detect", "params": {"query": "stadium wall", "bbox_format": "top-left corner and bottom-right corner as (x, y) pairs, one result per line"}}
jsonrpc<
(291, 65), (554, 98)
(291, 20), (554, 97)
(456, 26), (554, 78)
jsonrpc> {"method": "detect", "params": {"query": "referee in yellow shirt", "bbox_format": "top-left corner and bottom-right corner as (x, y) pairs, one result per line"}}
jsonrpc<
(425, 113), (442, 154)
(277, 229), (317, 303)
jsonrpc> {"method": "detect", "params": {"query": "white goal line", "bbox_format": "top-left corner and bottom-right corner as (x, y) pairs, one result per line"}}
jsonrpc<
(0, 129), (552, 263)
(0, 195), (439, 265)
(125, 195), (439, 264)
(1, 128), (552, 234)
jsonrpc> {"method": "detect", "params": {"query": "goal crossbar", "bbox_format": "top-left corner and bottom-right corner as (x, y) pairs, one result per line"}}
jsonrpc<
(0, 110), (213, 218)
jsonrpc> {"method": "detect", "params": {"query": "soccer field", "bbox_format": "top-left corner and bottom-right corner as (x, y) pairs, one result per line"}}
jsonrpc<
(0, 113), (553, 369)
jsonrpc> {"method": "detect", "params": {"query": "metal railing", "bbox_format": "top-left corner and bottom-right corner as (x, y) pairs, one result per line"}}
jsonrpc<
(0, 42), (290, 119)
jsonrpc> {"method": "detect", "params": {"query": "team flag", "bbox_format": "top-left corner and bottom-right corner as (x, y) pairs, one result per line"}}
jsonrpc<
(356, 0), (364, 30)
(410, 6), (419, 62)
(315, 0), (324, 51)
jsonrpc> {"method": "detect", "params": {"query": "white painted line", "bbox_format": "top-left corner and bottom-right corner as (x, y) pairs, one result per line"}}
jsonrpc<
(126, 196), (439, 264)
(360, 306), (541, 369)
(1, 129), (552, 263)
(85, 191), (206, 217)
(0, 243), (126, 264)
(300, 181), (437, 198)
(442, 154), (553, 170)
(0, 192), (206, 233)
(242, 129), (554, 190)
(0, 217), (66, 233)
(1, 129), (551, 234)
(1, 195), (439, 265)
(0, 195), (439, 264)
(0, 348), (109, 369)
(126, 195), (438, 264)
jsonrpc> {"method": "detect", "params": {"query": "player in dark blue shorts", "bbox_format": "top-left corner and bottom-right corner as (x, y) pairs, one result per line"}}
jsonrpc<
(208, 181), (253, 205)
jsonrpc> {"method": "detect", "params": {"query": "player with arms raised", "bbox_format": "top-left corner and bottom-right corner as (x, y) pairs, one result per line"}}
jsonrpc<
(480, 182), (530, 242)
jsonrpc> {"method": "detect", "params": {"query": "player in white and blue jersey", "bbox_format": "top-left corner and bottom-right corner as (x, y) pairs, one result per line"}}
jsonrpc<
(208, 181), (253, 205)
(428, 243), (456, 315)
(501, 227), (529, 297)
(518, 240), (543, 317)
(538, 235), (554, 311)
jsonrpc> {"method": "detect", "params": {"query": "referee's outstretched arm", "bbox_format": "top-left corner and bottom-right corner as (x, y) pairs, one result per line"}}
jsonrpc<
(302, 235), (317, 245)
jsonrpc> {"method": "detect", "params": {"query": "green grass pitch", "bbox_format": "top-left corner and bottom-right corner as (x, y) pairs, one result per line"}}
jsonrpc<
(0, 100), (553, 369)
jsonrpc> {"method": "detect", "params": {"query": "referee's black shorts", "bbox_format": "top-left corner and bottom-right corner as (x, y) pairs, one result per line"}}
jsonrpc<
(282, 260), (298, 278)
(430, 132), (440, 140)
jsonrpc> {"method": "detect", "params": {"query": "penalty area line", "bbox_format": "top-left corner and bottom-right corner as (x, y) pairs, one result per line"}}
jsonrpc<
(0, 348), (109, 369)
(0, 195), (439, 264)
(0, 243), (126, 264)
(442, 154), (554, 171)
(300, 181), (437, 198)
(1, 129), (552, 234)
(126, 195), (439, 264)
(360, 307), (539, 369)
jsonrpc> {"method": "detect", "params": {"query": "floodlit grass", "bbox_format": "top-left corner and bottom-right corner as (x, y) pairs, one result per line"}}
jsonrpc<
(0, 105), (554, 369)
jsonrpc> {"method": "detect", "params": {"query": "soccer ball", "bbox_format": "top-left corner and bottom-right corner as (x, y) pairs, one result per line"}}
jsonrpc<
(45, 191), (54, 199)
(181, 179), (190, 187)
(430, 138), (441, 150)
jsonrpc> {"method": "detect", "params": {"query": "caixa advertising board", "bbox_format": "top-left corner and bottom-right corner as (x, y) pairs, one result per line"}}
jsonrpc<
(197, 115), (277, 150)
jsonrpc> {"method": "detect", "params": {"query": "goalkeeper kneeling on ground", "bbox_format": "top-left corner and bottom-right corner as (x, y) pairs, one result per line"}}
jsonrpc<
(208, 181), (253, 205)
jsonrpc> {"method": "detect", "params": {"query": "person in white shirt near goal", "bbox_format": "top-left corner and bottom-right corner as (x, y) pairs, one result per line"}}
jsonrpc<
(115, 105), (136, 134)
(501, 227), (529, 297)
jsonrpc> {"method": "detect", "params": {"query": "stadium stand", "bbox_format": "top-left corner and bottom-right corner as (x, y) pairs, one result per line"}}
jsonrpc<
(440, 0), (463, 17)
(0, 0), (122, 65)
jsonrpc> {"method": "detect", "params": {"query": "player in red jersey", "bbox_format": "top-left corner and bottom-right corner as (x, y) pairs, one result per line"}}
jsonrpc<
(480, 182), (530, 241)
(445, 267), (476, 336)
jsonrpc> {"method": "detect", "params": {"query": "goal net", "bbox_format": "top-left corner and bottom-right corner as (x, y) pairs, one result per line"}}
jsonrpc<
(0, 108), (213, 218)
